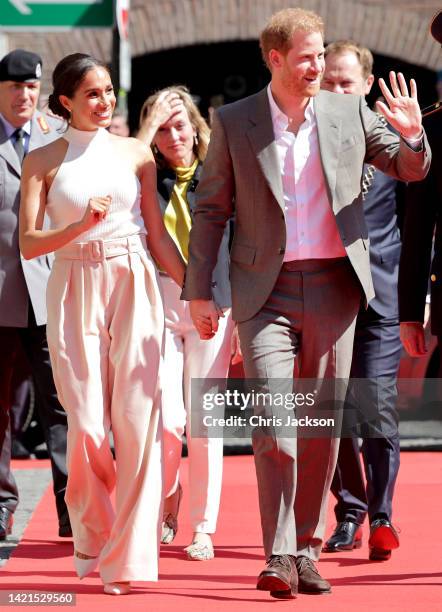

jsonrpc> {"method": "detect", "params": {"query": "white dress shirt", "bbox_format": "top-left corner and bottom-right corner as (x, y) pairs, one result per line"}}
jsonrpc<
(267, 86), (346, 262)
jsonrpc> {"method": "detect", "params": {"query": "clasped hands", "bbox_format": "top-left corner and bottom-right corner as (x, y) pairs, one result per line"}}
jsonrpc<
(190, 299), (223, 340)
(376, 71), (423, 140)
(190, 299), (242, 362)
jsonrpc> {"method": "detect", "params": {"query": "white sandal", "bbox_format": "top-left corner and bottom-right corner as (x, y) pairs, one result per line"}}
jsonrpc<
(184, 540), (214, 561)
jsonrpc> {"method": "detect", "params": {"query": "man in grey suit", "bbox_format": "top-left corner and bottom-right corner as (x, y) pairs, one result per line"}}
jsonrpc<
(182, 7), (429, 599)
(0, 49), (70, 538)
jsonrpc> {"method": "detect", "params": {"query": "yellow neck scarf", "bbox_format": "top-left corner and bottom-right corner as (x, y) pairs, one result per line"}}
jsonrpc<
(163, 159), (198, 263)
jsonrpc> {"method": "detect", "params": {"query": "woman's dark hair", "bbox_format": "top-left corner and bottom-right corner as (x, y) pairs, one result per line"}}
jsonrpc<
(48, 53), (110, 121)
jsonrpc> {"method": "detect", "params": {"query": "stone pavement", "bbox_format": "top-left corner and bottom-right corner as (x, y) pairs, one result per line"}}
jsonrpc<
(0, 467), (51, 566)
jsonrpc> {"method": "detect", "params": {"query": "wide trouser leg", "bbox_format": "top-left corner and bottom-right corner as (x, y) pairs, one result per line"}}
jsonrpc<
(183, 304), (234, 534)
(47, 246), (164, 583)
(101, 250), (164, 583)
(47, 258), (116, 558)
(238, 259), (361, 560)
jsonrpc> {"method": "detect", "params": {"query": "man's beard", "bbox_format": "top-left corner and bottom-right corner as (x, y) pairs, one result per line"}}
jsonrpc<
(281, 71), (320, 98)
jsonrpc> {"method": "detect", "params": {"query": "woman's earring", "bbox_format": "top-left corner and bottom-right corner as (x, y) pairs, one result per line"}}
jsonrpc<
(194, 134), (199, 146)
(152, 143), (159, 155)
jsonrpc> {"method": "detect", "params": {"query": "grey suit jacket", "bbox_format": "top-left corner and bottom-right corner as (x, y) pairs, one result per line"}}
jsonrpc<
(182, 88), (430, 322)
(0, 111), (62, 327)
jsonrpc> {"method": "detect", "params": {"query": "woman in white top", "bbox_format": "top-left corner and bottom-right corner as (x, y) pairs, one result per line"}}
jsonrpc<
(19, 53), (185, 596)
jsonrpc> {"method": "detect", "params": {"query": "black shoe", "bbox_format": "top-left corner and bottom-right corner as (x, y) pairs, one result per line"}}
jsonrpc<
(0, 507), (13, 541)
(11, 438), (31, 459)
(32, 442), (49, 460)
(257, 555), (298, 599)
(368, 518), (399, 561)
(295, 556), (331, 594)
(323, 520), (363, 552)
(58, 522), (73, 538)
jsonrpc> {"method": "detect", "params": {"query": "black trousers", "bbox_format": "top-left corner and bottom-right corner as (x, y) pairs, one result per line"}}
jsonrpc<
(331, 305), (401, 524)
(0, 307), (69, 526)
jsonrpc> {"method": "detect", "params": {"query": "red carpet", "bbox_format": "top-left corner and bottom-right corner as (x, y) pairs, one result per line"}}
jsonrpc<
(2, 453), (441, 610)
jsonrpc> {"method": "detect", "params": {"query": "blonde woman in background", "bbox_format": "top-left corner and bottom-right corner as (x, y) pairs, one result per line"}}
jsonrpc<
(138, 86), (234, 560)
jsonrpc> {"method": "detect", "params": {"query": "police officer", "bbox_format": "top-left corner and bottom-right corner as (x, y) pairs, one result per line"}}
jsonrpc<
(0, 49), (70, 538)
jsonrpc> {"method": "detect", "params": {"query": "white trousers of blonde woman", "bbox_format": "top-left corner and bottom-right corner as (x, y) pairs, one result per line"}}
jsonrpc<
(46, 235), (164, 584)
(160, 275), (234, 534)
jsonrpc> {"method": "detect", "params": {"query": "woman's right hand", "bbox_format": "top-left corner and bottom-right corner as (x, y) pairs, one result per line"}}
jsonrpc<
(79, 195), (111, 231)
(137, 91), (185, 145)
(146, 90), (184, 129)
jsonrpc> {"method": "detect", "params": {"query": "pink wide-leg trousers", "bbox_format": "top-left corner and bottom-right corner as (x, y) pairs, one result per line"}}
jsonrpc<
(46, 235), (164, 583)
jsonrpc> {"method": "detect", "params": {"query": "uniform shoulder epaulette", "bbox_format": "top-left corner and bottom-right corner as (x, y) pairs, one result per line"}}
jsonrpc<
(37, 115), (50, 134)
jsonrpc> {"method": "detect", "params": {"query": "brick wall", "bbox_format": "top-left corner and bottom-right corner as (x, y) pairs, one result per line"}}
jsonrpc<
(3, 0), (441, 99)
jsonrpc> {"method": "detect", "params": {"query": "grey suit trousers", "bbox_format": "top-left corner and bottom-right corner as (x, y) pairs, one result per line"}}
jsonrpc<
(238, 257), (361, 560)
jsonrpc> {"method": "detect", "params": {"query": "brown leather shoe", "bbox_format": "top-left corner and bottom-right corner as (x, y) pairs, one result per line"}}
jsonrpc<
(257, 555), (298, 599)
(295, 556), (331, 594)
(0, 507), (13, 541)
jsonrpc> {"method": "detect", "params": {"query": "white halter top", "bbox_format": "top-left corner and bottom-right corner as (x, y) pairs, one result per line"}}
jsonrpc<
(46, 126), (146, 242)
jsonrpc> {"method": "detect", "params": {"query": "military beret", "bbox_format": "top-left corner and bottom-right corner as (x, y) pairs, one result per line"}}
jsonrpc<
(0, 49), (42, 83)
